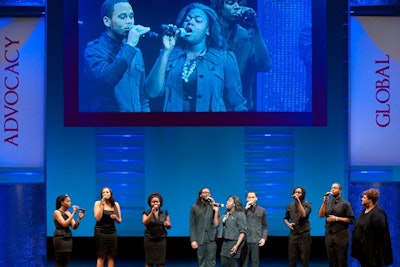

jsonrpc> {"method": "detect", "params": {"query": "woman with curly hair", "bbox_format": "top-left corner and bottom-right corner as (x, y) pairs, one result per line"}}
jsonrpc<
(351, 188), (393, 267)
(142, 192), (172, 267)
(218, 195), (247, 267)
(146, 2), (247, 112)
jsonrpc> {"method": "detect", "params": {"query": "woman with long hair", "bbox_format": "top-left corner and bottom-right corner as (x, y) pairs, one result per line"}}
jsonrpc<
(93, 187), (122, 267)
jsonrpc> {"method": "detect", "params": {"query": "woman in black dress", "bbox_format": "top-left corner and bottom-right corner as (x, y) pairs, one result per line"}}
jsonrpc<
(93, 187), (122, 267)
(142, 192), (172, 267)
(53, 194), (85, 267)
(351, 188), (393, 267)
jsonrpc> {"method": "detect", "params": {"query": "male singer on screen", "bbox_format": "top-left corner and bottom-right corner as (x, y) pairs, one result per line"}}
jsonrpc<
(318, 183), (354, 267)
(189, 188), (220, 267)
(283, 187), (312, 267)
(146, 3), (247, 112)
(240, 191), (268, 267)
(83, 0), (150, 112)
(210, 0), (270, 111)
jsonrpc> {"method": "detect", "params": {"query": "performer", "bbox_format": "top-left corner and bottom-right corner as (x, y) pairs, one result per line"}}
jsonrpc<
(146, 2), (247, 112)
(53, 194), (85, 267)
(190, 187), (220, 267)
(283, 187), (312, 267)
(318, 183), (354, 267)
(94, 187), (122, 267)
(241, 191), (268, 267)
(218, 195), (247, 267)
(210, 0), (270, 111)
(142, 192), (172, 267)
(351, 188), (393, 267)
(83, 0), (150, 112)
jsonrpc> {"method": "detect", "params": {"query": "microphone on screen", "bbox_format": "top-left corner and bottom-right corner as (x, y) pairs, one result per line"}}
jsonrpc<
(160, 24), (187, 37)
(323, 192), (331, 197)
(128, 25), (159, 38)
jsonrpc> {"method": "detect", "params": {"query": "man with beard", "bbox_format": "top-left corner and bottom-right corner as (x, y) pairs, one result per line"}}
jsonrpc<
(83, 0), (150, 112)
(189, 188), (220, 267)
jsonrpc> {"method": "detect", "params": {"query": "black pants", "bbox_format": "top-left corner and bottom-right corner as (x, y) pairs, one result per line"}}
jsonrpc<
(288, 231), (311, 267)
(325, 229), (350, 267)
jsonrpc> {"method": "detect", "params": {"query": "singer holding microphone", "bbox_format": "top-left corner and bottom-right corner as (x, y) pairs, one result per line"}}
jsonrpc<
(318, 183), (354, 267)
(218, 195), (248, 267)
(241, 191), (268, 267)
(82, 0), (150, 112)
(210, 0), (270, 111)
(53, 194), (85, 267)
(145, 3), (247, 112)
(283, 187), (312, 267)
(142, 192), (172, 267)
(189, 188), (220, 267)
(94, 187), (122, 267)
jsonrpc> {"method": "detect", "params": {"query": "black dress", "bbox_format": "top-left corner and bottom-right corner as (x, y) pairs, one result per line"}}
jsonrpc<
(53, 211), (73, 253)
(53, 211), (73, 266)
(143, 210), (169, 265)
(95, 210), (118, 258)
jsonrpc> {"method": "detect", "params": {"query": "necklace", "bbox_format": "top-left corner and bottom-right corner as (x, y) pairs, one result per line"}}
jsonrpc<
(182, 58), (197, 83)
(181, 49), (207, 83)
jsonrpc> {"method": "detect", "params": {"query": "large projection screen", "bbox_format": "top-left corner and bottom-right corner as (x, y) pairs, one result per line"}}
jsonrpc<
(64, 0), (327, 127)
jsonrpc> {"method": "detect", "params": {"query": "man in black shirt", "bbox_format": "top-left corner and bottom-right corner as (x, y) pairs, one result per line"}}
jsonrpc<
(189, 188), (220, 267)
(284, 186), (312, 267)
(318, 183), (354, 267)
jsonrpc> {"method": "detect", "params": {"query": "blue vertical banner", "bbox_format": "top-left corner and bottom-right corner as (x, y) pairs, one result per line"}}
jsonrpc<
(349, 13), (400, 165)
(0, 16), (45, 167)
(0, 7), (46, 267)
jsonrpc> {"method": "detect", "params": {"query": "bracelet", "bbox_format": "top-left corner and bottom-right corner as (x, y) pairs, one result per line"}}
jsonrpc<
(335, 216), (338, 222)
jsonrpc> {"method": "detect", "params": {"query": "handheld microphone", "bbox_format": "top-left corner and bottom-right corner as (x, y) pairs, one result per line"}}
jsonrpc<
(207, 197), (224, 207)
(78, 208), (86, 213)
(160, 24), (187, 37)
(128, 25), (159, 38)
(323, 192), (331, 197)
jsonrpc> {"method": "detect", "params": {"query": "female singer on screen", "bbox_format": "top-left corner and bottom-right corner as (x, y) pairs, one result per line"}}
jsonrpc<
(146, 2), (247, 112)
(142, 192), (172, 267)
(53, 194), (85, 267)
(93, 187), (122, 267)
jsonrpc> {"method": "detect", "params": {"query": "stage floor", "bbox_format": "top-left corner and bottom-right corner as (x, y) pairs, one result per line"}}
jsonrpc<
(47, 257), (328, 266)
